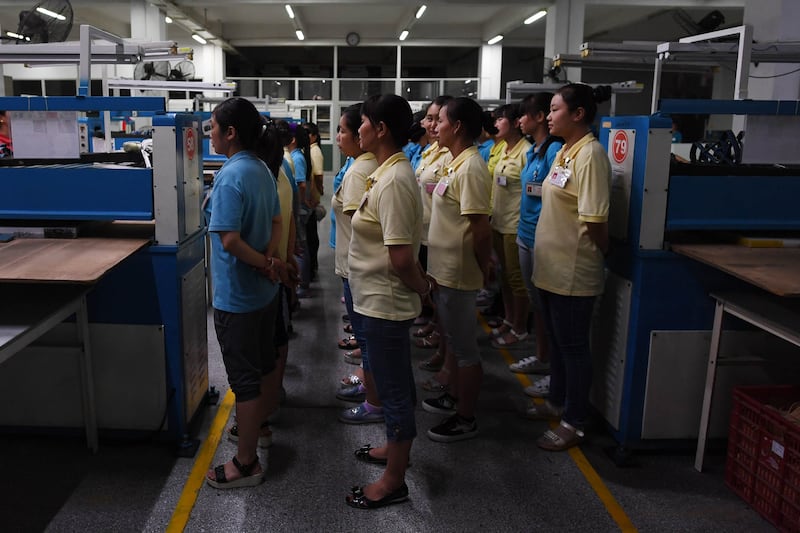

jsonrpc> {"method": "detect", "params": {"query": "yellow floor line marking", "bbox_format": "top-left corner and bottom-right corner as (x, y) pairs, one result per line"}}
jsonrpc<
(479, 314), (638, 532)
(166, 388), (235, 533)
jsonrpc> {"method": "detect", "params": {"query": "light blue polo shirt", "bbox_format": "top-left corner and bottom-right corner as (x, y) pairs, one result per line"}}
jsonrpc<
(518, 138), (562, 247)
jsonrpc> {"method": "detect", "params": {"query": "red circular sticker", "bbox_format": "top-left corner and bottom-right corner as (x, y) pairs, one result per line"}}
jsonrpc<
(186, 128), (196, 160)
(612, 130), (628, 164)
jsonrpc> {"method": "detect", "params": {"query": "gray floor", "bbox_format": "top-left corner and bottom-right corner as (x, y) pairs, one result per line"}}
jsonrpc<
(1, 188), (776, 533)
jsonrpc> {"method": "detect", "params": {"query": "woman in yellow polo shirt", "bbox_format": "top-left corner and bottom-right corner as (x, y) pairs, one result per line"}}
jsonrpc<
(345, 94), (430, 509)
(489, 103), (532, 349)
(423, 97), (492, 442)
(527, 83), (611, 452)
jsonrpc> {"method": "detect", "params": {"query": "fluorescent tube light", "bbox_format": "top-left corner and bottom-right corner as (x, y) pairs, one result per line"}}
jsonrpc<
(285, 5), (295, 19)
(487, 35), (503, 45)
(192, 34), (207, 45)
(399, 30), (409, 41)
(295, 29), (305, 41)
(36, 6), (66, 21)
(415, 5), (427, 19)
(524, 10), (547, 25)
(165, 16), (173, 24)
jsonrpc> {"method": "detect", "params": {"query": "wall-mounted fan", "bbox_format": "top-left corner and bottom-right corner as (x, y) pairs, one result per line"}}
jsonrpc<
(168, 60), (195, 81)
(134, 61), (171, 81)
(16, 0), (73, 44)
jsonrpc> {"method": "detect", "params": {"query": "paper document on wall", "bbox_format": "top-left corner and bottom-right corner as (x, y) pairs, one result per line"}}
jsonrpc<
(9, 111), (80, 159)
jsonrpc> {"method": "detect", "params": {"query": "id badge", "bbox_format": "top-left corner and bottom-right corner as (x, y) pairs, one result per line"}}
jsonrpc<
(434, 180), (449, 196)
(550, 166), (571, 189)
(424, 181), (436, 195)
(525, 182), (542, 197)
(496, 175), (507, 187)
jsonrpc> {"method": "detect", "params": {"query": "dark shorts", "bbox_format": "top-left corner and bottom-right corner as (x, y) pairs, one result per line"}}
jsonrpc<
(214, 294), (279, 402)
(273, 285), (289, 348)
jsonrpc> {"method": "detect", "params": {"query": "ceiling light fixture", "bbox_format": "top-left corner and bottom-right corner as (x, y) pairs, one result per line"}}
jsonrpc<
(295, 29), (305, 41)
(285, 5), (295, 19)
(487, 35), (503, 45)
(36, 6), (66, 21)
(164, 15), (173, 24)
(524, 10), (547, 25)
(415, 5), (427, 19)
(192, 34), (207, 45)
(399, 30), (409, 41)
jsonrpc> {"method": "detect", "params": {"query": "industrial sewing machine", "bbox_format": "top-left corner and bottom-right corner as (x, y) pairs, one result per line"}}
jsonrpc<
(0, 95), (209, 455)
(591, 100), (800, 460)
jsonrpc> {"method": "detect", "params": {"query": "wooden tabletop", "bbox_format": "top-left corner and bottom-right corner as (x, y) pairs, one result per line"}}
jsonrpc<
(0, 238), (149, 283)
(672, 244), (800, 297)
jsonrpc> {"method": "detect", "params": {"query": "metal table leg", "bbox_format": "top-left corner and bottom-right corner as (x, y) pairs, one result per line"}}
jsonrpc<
(76, 296), (98, 454)
(695, 299), (725, 472)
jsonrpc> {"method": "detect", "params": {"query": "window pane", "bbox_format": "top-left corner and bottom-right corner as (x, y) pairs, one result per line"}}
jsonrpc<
(501, 47), (545, 99)
(340, 80), (395, 101)
(261, 80), (293, 100)
(13, 80), (42, 96)
(401, 80), (439, 101)
(226, 47), (334, 78)
(299, 80), (331, 100)
(443, 79), (477, 98)
(338, 47), (396, 78)
(402, 47), (478, 78)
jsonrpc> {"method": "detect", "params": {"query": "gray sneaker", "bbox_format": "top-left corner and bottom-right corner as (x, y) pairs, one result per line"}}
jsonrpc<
(338, 402), (384, 424)
(422, 393), (458, 415)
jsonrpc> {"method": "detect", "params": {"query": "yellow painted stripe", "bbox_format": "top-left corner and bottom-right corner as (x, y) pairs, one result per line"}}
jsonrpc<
(479, 314), (638, 532)
(166, 388), (235, 533)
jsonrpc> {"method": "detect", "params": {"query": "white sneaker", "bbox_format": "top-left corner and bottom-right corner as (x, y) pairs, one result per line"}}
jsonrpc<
(524, 375), (550, 398)
(509, 356), (550, 374)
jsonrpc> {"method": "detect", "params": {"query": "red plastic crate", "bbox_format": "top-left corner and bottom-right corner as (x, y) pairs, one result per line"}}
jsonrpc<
(726, 385), (800, 532)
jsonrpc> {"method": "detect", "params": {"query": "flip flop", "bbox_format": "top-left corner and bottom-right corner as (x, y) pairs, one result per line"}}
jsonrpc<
(414, 332), (439, 349)
(338, 335), (358, 350)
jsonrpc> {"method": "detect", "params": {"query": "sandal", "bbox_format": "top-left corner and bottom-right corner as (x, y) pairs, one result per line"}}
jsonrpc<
(354, 444), (387, 465)
(524, 400), (563, 421)
(228, 421), (273, 448)
(537, 420), (586, 451)
(343, 349), (362, 365)
(346, 483), (409, 509)
(418, 351), (443, 372)
(338, 335), (358, 350)
(420, 375), (449, 393)
(207, 455), (264, 489)
(343, 323), (353, 334)
(490, 320), (513, 337)
(491, 329), (529, 349)
(412, 322), (437, 338)
(414, 332), (440, 349)
(340, 374), (362, 388)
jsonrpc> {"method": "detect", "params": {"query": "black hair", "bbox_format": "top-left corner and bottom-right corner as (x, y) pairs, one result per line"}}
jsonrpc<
(493, 103), (522, 123)
(427, 95), (453, 118)
(212, 97), (268, 152)
(303, 121), (320, 140)
(340, 104), (362, 138)
(409, 109), (427, 142)
(556, 83), (611, 125)
(274, 119), (292, 147)
(520, 92), (554, 118)
(361, 94), (413, 150)
(442, 97), (483, 141)
(287, 121), (312, 180)
(253, 116), (283, 178)
(481, 110), (498, 135)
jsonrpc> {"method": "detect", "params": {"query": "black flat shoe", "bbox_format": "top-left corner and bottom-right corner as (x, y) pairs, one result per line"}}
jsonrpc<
(346, 483), (409, 509)
(354, 444), (387, 465)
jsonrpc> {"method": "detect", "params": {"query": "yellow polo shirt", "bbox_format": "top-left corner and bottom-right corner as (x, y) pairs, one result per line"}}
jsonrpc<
(331, 152), (377, 278)
(349, 152), (422, 320)
(533, 132), (611, 296)
(276, 166), (293, 262)
(309, 142), (324, 206)
(416, 141), (452, 245)
(427, 146), (492, 291)
(491, 137), (532, 234)
(487, 139), (507, 177)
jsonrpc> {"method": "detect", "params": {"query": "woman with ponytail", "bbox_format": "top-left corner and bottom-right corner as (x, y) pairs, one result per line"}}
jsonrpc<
(526, 84), (612, 452)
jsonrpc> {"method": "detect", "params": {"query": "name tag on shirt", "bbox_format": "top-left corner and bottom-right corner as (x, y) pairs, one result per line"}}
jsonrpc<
(434, 180), (449, 196)
(496, 175), (507, 187)
(549, 166), (571, 189)
(424, 182), (436, 195)
(525, 182), (542, 197)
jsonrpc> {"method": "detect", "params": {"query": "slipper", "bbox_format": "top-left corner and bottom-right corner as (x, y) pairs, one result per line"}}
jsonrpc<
(420, 375), (449, 393)
(491, 329), (529, 349)
(207, 455), (264, 489)
(412, 322), (437, 338)
(338, 335), (358, 350)
(537, 421), (585, 451)
(490, 320), (513, 337)
(343, 323), (353, 334)
(354, 444), (387, 465)
(418, 351), (443, 372)
(340, 374), (362, 388)
(346, 483), (409, 509)
(414, 332), (439, 349)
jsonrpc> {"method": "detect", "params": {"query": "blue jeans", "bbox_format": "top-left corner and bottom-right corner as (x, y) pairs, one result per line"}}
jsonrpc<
(356, 312), (416, 442)
(538, 289), (595, 429)
(342, 278), (369, 371)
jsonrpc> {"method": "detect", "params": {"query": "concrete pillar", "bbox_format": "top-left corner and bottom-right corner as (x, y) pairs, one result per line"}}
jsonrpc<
(544, 0), (585, 82)
(478, 44), (502, 100)
(130, 0), (166, 41)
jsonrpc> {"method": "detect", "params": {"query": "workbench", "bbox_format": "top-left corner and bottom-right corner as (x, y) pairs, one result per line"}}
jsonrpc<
(0, 237), (148, 452)
(672, 244), (800, 471)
